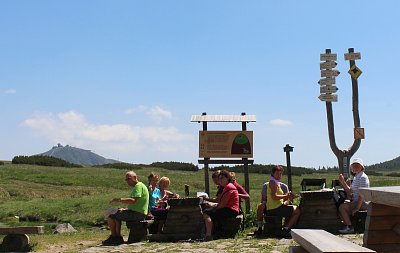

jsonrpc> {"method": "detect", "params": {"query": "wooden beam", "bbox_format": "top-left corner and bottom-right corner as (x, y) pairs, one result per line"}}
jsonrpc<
(198, 159), (254, 165)
(0, 226), (44, 235)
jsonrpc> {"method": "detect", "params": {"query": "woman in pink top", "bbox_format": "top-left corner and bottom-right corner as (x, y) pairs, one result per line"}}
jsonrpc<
(203, 170), (239, 241)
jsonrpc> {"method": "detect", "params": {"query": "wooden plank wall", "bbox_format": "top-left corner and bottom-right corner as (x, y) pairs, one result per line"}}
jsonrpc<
(363, 203), (400, 253)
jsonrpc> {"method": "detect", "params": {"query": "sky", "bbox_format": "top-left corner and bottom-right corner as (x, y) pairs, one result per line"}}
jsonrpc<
(1, 1), (400, 169)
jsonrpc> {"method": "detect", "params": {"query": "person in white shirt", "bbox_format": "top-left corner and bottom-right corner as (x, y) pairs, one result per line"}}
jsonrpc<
(338, 158), (370, 234)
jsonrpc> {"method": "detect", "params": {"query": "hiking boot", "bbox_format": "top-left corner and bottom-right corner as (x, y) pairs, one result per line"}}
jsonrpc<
(338, 226), (354, 234)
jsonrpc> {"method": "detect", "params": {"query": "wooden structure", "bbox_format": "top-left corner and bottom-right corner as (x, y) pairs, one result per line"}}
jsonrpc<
(290, 229), (376, 253)
(149, 197), (204, 242)
(263, 216), (283, 237)
(0, 226), (44, 252)
(126, 220), (154, 243)
(191, 112), (256, 213)
(320, 48), (364, 179)
(296, 189), (343, 233)
(301, 178), (326, 191)
(359, 186), (400, 253)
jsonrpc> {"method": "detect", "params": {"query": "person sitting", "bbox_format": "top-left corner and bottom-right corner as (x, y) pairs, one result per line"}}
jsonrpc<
(254, 180), (288, 235)
(202, 170), (223, 206)
(202, 170), (239, 241)
(151, 176), (179, 233)
(338, 158), (370, 234)
(102, 171), (149, 245)
(265, 165), (300, 236)
(147, 172), (161, 217)
(230, 172), (250, 212)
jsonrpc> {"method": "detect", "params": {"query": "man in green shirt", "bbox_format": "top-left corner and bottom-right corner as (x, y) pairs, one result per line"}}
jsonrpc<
(102, 171), (149, 245)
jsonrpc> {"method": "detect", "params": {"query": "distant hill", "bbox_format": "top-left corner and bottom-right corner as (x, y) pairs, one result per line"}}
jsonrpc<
(38, 144), (119, 165)
(366, 156), (400, 171)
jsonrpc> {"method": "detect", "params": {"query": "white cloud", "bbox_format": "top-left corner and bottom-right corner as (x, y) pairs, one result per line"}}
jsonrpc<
(4, 89), (16, 94)
(146, 106), (172, 123)
(22, 110), (194, 160)
(125, 105), (172, 123)
(269, 119), (293, 126)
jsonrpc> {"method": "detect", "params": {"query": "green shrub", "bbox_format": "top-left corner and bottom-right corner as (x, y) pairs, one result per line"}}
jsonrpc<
(0, 161), (4, 166)
(12, 155), (82, 168)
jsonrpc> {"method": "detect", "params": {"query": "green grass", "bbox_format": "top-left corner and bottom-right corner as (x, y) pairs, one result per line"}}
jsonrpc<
(0, 163), (399, 251)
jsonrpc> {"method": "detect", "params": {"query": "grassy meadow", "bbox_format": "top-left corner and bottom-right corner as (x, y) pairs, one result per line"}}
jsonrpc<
(0, 162), (399, 251)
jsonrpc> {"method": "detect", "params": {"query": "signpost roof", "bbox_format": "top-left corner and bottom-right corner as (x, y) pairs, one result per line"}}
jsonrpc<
(191, 114), (256, 122)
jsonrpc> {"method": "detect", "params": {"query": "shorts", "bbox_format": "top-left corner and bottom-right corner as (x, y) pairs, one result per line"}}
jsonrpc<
(203, 207), (238, 221)
(265, 204), (294, 218)
(349, 201), (368, 211)
(109, 208), (146, 222)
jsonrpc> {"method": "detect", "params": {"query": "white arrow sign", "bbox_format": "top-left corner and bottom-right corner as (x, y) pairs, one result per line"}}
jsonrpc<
(318, 78), (336, 86)
(321, 69), (340, 77)
(320, 61), (337, 70)
(319, 94), (338, 102)
(344, 52), (361, 61)
(320, 85), (338, 94)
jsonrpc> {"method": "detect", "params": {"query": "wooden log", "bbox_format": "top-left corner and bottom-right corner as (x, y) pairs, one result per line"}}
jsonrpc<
(363, 230), (400, 245)
(368, 203), (400, 216)
(365, 215), (400, 231)
(291, 229), (376, 253)
(289, 246), (309, 253)
(393, 223), (400, 236)
(0, 234), (30, 252)
(0, 226), (44, 235)
(364, 243), (400, 253)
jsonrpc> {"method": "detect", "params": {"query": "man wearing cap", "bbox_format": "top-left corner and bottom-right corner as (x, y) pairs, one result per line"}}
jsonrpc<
(338, 158), (370, 234)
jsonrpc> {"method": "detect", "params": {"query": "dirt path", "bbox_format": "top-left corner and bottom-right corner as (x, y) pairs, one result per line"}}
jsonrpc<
(35, 234), (364, 253)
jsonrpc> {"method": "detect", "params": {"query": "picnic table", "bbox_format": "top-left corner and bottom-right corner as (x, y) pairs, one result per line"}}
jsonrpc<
(359, 186), (400, 253)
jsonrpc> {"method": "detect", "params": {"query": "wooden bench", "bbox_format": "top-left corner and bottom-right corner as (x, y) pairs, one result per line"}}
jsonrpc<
(290, 229), (376, 253)
(0, 226), (44, 252)
(126, 219), (154, 243)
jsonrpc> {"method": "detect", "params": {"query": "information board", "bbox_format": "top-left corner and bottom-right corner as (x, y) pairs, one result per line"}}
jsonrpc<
(199, 131), (253, 158)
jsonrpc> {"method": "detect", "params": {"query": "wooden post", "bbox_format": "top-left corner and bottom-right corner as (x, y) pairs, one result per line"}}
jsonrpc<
(283, 144), (294, 192)
(202, 112), (210, 195)
(324, 48), (362, 179)
(241, 112), (250, 213)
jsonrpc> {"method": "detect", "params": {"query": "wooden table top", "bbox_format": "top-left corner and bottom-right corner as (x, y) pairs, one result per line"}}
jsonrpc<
(359, 186), (400, 208)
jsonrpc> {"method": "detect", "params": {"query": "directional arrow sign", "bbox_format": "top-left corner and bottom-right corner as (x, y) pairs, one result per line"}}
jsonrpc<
(320, 85), (338, 94)
(318, 77), (336, 86)
(321, 69), (340, 77)
(320, 61), (337, 70)
(319, 94), (338, 102)
(344, 52), (361, 61)
(320, 53), (337, 61)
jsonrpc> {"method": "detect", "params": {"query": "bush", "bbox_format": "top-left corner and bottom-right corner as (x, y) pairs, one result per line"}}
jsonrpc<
(386, 172), (400, 177)
(150, 161), (199, 171)
(12, 155), (82, 168)
(93, 162), (145, 170)
(0, 161), (4, 166)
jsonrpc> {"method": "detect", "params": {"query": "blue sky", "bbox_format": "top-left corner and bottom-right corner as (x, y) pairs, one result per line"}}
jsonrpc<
(1, 1), (400, 168)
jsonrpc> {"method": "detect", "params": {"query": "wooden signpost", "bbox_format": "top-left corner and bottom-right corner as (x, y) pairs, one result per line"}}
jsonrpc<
(319, 48), (364, 178)
(191, 112), (255, 213)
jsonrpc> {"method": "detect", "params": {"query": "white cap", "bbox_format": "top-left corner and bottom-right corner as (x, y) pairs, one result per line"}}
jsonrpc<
(351, 158), (365, 169)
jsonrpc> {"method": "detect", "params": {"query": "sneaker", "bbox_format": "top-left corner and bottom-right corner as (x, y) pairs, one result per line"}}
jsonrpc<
(338, 226), (354, 234)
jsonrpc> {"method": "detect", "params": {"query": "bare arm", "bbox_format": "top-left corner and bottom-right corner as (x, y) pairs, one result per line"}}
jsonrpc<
(111, 197), (137, 205)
